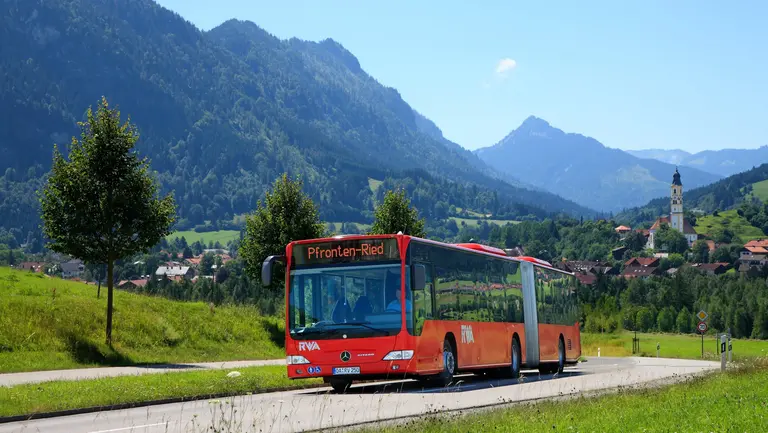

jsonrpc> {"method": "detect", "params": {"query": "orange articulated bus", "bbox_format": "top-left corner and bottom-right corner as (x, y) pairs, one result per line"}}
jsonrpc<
(262, 233), (581, 393)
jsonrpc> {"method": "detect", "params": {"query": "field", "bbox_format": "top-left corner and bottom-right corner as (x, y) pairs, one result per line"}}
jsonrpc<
(0, 267), (284, 373)
(327, 221), (372, 234)
(581, 331), (768, 360)
(693, 209), (764, 241)
(165, 230), (240, 246)
(749, 179), (768, 202)
(368, 177), (383, 193)
(374, 359), (768, 432)
(450, 217), (520, 227)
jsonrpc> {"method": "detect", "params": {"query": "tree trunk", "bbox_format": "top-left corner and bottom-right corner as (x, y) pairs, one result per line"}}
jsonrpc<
(105, 260), (114, 346)
(97, 279), (101, 299)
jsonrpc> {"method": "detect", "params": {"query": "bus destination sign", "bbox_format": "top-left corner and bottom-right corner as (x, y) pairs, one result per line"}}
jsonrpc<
(292, 238), (399, 266)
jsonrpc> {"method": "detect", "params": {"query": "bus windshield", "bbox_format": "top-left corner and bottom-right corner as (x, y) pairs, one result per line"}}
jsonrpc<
(288, 263), (410, 340)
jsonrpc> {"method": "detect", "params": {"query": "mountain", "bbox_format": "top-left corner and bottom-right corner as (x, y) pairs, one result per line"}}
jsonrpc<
(628, 146), (768, 178)
(0, 0), (593, 246)
(474, 116), (723, 213)
(616, 163), (768, 227)
(626, 149), (692, 165)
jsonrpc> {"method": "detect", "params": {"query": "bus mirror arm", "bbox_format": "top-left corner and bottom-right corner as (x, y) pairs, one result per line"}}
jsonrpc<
(262, 255), (285, 287)
(412, 264), (426, 291)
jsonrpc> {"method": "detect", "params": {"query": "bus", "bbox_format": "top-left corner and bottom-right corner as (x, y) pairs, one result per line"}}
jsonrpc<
(261, 233), (581, 393)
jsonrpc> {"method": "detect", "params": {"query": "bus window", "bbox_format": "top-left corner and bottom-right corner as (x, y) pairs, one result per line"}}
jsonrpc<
(410, 263), (434, 336)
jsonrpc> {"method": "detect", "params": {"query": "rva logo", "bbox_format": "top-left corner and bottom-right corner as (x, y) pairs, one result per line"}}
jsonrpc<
(298, 341), (321, 351)
(461, 325), (475, 344)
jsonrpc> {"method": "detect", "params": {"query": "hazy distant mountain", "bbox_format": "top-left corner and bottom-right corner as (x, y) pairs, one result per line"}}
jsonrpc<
(475, 116), (723, 213)
(626, 149), (692, 165)
(627, 146), (768, 178)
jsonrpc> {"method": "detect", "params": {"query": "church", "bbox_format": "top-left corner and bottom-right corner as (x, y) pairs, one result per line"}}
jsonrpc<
(646, 168), (699, 250)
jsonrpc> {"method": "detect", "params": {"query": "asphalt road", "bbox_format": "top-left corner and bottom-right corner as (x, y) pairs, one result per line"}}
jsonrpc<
(2, 357), (719, 433)
(0, 360), (286, 387)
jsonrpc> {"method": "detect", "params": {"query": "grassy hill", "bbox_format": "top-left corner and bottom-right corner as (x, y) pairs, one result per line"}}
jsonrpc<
(694, 209), (764, 242)
(450, 217), (521, 227)
(0, 267), (284, 373)
(747, 179), (768, 202)
(165, 230), (241, 246)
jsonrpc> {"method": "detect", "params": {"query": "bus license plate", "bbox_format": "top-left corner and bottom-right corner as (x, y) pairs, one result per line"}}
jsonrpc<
(332, 367), (360, 375)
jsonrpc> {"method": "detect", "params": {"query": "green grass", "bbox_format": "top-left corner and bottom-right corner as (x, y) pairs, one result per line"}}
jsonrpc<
(326, 221), (372, 234)
(450, 217), (520, 227)
(0, 267), (285, 373)
(373, 360), (768, 432)
(581, 331), (768, 360)
(0, 365), (320, 417)
(694, 209), (764, 241)
(748, 179), (768, 202)
(453, 207), (487, 218)
(165, 230), (240, 246)
(368, 178), (383, 194)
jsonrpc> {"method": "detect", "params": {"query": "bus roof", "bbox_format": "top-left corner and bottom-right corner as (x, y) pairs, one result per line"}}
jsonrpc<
(287, 234), (570, 275)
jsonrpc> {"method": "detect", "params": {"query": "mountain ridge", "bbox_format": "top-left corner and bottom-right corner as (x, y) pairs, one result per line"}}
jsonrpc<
(626, 146), (768, 177)
(474, 116), (723, 213)
(0, 0), (594, 247)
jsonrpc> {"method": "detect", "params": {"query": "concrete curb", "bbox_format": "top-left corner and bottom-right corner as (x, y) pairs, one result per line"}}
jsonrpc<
(0, 383), (329, 424)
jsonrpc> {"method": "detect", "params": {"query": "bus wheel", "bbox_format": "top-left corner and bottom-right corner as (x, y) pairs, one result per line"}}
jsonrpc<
(510, 337), (521, 379)
(329, 378), (352, 393)
(437, 338), (456, 386)
(556, 337), (565, 374)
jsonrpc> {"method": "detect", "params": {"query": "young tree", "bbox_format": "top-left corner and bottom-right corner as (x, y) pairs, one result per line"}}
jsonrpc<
(691, 240), (710, 263)
(39, 96), (176, 345)
(655, 223), (689, 254)
(239, 174), (325, 283)
(369, 189), (426, 237)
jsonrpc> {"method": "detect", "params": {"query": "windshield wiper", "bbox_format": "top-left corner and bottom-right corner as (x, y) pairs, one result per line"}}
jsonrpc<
(332, 321), (391, 336)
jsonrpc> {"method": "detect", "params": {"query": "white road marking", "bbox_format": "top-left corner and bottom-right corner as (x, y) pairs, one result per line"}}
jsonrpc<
(87, 422), (167, 433)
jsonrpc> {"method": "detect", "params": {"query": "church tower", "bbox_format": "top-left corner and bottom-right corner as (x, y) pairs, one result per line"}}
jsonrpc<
(670, 168), (684, 232)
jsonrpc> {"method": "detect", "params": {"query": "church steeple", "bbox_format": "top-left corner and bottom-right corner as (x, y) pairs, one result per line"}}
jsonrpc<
(670, 168), (684, 231)
(672, 167), (682, 186)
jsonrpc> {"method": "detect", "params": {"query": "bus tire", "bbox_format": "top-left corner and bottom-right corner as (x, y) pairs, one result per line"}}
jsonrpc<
(556, 337), (565, 374)
(329, 378), (352, 393)
(437, 338), (457, 386)
(510, 337), (521, 379)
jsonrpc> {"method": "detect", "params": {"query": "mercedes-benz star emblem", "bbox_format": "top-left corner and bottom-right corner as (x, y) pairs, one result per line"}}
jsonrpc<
(340, 351), (351, 362)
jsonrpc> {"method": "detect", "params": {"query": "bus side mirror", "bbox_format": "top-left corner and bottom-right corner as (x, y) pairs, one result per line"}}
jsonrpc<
(261, 255), (285, 287)
(412, 264), (426, 291)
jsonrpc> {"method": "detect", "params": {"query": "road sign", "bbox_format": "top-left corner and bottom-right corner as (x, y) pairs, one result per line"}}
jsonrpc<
(696, 310), (708, 321)
(697, 321), (708, 333)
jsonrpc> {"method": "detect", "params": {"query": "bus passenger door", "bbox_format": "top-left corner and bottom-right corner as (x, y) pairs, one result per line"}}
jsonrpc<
(413, 264), (440, 372)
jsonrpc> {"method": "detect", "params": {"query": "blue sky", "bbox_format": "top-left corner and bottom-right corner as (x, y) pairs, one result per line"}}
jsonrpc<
(155, 0), (768, 153)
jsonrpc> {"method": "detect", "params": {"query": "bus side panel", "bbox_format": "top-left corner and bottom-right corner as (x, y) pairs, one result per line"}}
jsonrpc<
(413, 320), (452, 374)
(537, 324), (560, 362)
(411, 320), (526, 373)
(564, 323), (582, 362)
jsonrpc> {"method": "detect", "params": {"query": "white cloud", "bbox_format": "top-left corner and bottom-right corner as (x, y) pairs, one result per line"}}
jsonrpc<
(495, 58), (517, 77)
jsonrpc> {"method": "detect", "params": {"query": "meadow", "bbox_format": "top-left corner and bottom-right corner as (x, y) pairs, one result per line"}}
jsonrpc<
(0, 267), (284, 373)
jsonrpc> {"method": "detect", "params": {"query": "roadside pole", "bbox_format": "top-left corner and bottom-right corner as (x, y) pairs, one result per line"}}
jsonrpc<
(720, 334), (727, 372)
(728, 332), (732, 363)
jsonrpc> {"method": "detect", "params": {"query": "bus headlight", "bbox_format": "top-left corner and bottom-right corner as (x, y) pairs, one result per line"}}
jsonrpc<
(287, 355), (310, 365)
(383, 350), (414, 361)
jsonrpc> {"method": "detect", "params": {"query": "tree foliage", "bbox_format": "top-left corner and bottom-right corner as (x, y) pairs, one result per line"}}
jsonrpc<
(39, 97), (175, 344)
(369, 189), (426, 237)
(239, 174), (325, 284)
